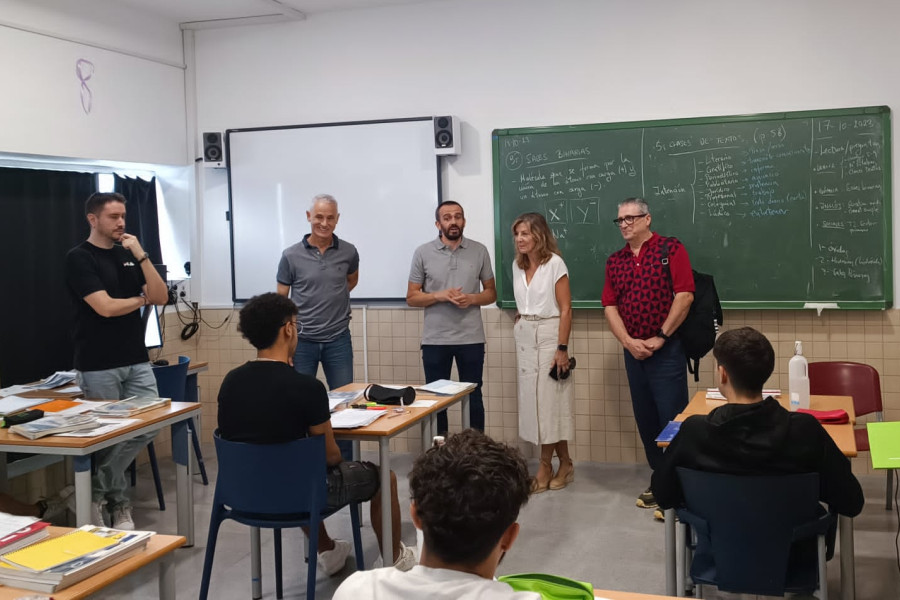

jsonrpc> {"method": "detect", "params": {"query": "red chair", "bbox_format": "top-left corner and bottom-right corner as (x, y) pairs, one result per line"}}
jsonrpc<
(809, 361), (892, 510)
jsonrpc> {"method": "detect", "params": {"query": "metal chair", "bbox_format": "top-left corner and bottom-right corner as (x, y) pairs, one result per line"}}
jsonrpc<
(676, 467), (834, 599)
(199, 432), (364, 600)
(809, 360), (892, 509)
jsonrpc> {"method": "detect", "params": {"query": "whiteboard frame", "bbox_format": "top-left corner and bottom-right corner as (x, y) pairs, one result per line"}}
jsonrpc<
(226, 117), (442, 303)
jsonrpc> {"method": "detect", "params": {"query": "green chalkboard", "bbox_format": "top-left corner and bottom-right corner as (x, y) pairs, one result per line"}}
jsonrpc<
(492, 106), (892, 309)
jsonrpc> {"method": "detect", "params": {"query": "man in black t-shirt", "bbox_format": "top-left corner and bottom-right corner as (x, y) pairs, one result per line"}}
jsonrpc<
(218, 293), (416, 575)
(64, 192), (168, 530)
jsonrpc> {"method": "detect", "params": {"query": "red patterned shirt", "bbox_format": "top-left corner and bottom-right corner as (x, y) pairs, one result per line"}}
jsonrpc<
(601, 232), (694, 340)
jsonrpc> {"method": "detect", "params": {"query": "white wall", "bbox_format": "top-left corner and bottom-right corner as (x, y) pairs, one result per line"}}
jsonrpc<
(193, 0), (900, 307)
(0, 0), (187, 165)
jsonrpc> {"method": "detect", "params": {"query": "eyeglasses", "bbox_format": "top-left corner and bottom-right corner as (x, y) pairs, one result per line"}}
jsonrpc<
(612, 213), (647, 227)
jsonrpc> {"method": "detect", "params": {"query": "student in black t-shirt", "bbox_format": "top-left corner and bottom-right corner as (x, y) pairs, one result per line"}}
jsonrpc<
(218, 293), (416, 575)
(64, 192), (168, 530)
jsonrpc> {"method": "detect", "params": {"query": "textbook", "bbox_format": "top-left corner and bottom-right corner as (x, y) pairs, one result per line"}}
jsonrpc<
(90, 396), (171, 417)
(9, 414), (99, 439)
(0, 525), (153, 593)
(655, 421), (682, 443)
(0, 516), (49, 554)
(418, 379), (476, 395)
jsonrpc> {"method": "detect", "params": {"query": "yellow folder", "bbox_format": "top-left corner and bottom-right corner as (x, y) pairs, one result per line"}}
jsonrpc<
(1, 530), (117, 572)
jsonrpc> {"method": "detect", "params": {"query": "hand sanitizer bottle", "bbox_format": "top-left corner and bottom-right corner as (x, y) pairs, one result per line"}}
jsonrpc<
(788, 341), (810, 411)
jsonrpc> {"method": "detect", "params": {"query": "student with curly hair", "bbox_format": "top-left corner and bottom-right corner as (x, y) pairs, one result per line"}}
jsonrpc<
(334, 430), (538, 599)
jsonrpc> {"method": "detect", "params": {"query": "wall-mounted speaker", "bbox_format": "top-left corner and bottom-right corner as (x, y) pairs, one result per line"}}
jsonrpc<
(433, 116), (460, 156)
(203, 131), (225, 168)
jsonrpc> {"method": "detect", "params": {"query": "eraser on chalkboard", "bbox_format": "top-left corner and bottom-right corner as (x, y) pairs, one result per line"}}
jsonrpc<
(803, 302), (839, 316)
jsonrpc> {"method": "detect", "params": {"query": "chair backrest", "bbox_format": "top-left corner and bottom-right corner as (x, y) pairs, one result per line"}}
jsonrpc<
(151, 355), (190, 402)
(676, 467), (821, 595)
(808, 360), (882, 416)
(213, 431), (326, 516)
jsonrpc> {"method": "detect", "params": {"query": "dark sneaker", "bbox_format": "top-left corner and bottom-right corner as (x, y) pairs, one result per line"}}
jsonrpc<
(653, 508), (664, 521)
(636, 488), (658, 509)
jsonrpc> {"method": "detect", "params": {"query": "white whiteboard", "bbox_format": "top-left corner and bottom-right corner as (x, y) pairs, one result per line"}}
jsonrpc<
(227, 118), (440, 301)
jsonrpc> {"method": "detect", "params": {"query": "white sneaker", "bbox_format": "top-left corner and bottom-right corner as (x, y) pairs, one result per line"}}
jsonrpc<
(40, 485), (75, 519)
(317, 539), (351, 576)
(91, 501), (107, 527)
(372, 542), (417, 571)
(110, 505), (134, 530)
(393, 543), (417, 572)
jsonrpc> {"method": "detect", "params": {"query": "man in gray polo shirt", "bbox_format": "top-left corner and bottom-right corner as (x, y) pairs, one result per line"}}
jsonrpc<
(407, 200), (496, 435)
(277, 193), (359, 393)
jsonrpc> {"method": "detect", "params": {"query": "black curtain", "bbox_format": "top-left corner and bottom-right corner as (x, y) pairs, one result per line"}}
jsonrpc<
(114, 175), (162, 265)
(0, 168), (97, 385)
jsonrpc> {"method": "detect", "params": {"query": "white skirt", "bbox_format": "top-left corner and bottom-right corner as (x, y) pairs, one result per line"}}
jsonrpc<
(514, 317), (575, 445)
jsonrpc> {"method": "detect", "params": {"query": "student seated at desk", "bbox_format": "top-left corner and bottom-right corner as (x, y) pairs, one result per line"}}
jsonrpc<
(217, 293), (416, 575)
(651, 327), (864, 554)
(334, 430), (539, 600)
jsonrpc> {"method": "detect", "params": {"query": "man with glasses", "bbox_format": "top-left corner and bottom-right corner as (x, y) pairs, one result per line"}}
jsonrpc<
(601, 197), (694, 516)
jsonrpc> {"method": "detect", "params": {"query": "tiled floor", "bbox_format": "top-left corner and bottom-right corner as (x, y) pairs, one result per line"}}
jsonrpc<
(96, 446), (899, 599)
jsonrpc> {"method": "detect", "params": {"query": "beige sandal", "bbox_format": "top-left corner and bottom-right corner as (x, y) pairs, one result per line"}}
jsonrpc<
(549, 459), (575, 490)
(530, 459), (553, 494)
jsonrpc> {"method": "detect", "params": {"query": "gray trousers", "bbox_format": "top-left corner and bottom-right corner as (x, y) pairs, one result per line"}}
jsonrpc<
(76, 363), (159, 510)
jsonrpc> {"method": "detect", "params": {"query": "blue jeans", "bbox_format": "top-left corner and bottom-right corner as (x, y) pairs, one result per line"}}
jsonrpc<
(76, 363), (159, 510)
(422, 343), (485, 434)
(294, 328), (353, 459)
(623, 338), (689, 472)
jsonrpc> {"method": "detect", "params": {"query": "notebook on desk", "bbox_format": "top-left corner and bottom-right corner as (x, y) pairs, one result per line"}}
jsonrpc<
(866, 422), (900, 469)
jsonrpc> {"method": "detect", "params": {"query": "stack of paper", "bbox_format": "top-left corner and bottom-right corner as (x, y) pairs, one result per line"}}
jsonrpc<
(418, 379), (476, 395)
(0, 396), (46, 417)
(0, 525), (153, 593)
(328, 390), (364, 412)
(9, 415), (100, 439)
(330, 409), (386, 429)
(90, 397), (170, 417)
(24, 372), (76, 390)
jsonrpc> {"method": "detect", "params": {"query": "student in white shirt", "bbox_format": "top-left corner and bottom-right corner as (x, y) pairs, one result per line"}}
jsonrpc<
(511, 212), (575, 493)
(333, 430), (539, 600)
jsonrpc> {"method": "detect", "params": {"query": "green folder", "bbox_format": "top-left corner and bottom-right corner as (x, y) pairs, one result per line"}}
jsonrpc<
(866, 422), (900, 469)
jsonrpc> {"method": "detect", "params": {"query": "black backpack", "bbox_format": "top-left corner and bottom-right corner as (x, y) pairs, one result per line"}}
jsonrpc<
(661, 238), (723, 381)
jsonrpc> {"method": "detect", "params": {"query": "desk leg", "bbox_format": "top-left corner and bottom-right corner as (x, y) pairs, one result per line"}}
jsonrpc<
(250, 526), (262, 600)
(159, 551), (176, 600)
(73, 455), (92, 526)
(461, 394), (470, 430)
(0, 453), (8, 494)
(421, 419), (431, 452)
(839, 514), (855, 600)
(379, 437), (392, 567)
(664, 507), (677, 596)
(675, 516), (685, 596)
(352, 441), (363, 523)
(172, 420), (194, 547)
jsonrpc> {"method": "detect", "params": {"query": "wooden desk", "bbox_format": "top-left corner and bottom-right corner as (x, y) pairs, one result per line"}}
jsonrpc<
(185, 360), (208, 404)
(662, 391), (858, 599)
(0, 402), (201, 547)
(332, 382), (475, 565)
(0, 527), (184, 600)
(680, 390), (856, 423)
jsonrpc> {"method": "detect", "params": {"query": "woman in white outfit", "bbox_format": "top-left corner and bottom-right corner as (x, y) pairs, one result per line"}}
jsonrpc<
(511, 213), (575, 493)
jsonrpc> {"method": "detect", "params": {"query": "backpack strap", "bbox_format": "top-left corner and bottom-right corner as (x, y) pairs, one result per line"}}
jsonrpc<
(660, 237), (673, 295)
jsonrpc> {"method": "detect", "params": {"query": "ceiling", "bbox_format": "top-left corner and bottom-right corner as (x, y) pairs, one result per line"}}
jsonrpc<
(107, 0), (436, 27)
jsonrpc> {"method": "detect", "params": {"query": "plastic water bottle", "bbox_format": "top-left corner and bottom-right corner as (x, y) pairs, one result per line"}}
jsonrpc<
(788, 340), (810, 411)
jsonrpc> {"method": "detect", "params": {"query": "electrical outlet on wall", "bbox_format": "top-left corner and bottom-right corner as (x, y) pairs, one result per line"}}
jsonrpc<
(167, 279), (192, 306)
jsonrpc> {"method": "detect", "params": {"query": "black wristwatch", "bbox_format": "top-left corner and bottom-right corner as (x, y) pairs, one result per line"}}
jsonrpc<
(138, 252), (150, 264)
(557, 344), (568, 352)
(657, 330), (670, 341)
